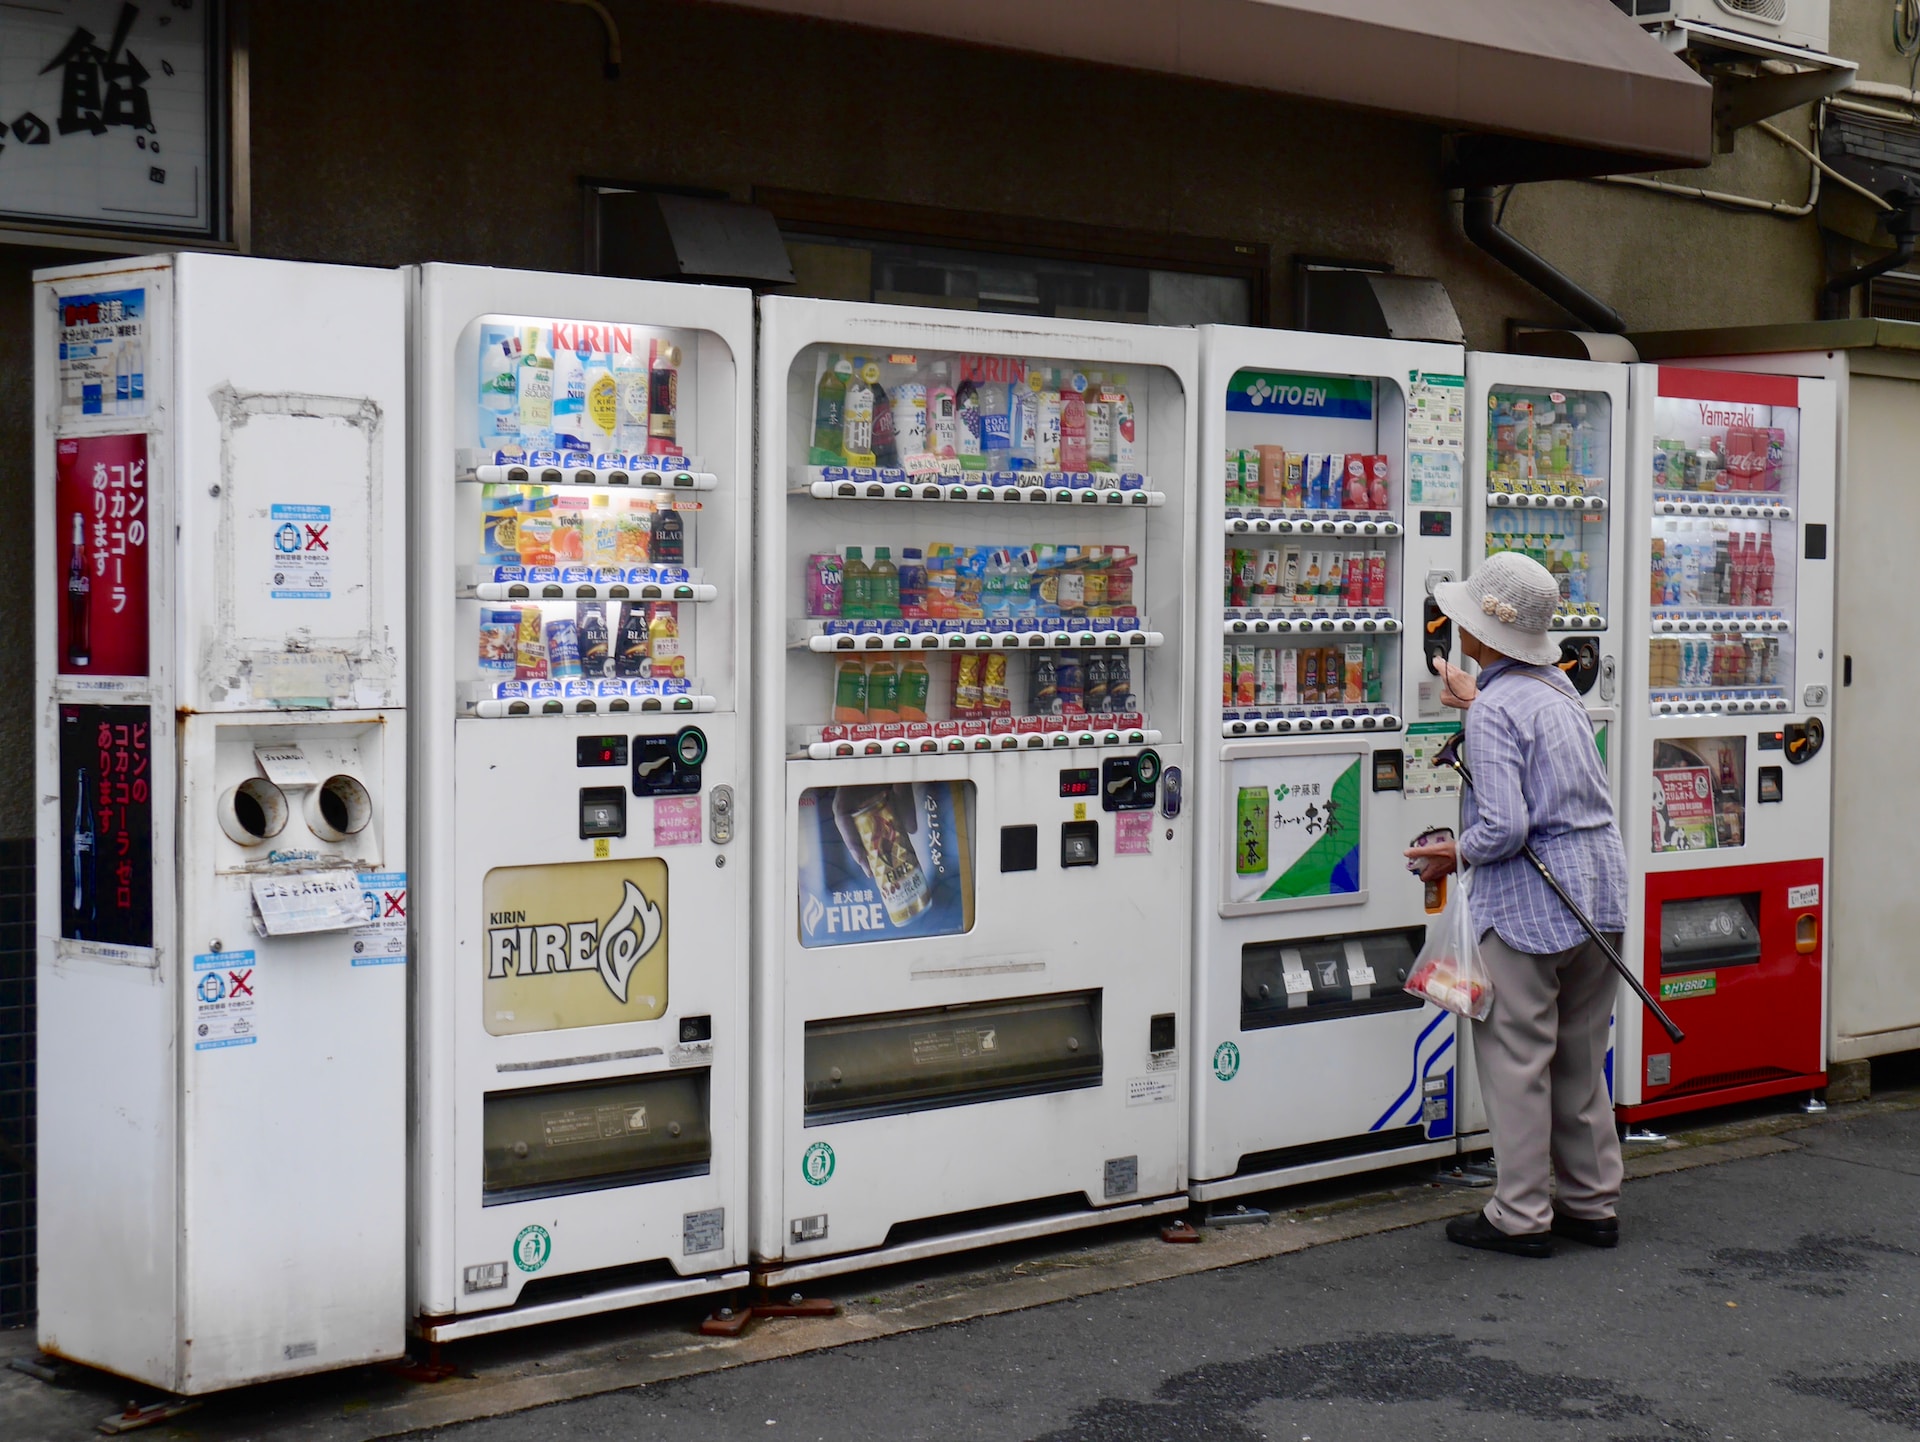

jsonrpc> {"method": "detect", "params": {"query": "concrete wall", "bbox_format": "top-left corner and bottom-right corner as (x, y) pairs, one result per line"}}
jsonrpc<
(0, 0), (1903, 834)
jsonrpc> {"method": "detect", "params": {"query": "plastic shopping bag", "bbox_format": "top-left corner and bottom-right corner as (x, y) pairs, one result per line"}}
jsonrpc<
(1404, 866), (1493, 1021)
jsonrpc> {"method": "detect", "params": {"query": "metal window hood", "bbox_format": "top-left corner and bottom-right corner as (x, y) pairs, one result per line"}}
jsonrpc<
(702, 0), (1713, 174)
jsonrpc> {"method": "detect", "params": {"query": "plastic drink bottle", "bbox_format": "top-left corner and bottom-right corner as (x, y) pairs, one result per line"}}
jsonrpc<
(480, 327), (520, 448)
(841, 545), (872, 619)
(834, 655), (869, 722)
(1086, 382), (1113, 469)
(552, 341), (589, 453)
(646, 340), (681, 456)
(865, 658), (900, 723)
(899, 657), (930, 722)
(956, 379), (985, 470)
(1058, 376), (1089, 471)
(843, 366), (877, 466)
(517, 328), (553, 445)
(647, 603), (684, 679)
(898, 547), (927, 618)
(928, 365), (959, 459)
(1755, 530), (1775, 607)
(982, 549), (1010, 618)
(892, 383), (928, 459)
(872, 382), (900, 468)
(869, 546), (900, 619)
(811, 355), (851, 465)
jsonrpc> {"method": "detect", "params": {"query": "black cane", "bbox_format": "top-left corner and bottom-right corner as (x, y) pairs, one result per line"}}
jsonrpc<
(1433, 732), (1686, 1045)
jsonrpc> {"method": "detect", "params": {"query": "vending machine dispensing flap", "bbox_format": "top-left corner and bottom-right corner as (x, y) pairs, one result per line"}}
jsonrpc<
(803, 991), (1103, 1124)
(481, 1071), (713, 1205)
(1659, 895), (1762, 973)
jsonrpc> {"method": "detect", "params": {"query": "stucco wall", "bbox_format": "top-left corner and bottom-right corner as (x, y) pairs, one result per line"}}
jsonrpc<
(0, 0), (1902, 835)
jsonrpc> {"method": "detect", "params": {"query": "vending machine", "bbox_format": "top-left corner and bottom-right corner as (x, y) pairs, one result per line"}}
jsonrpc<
(1189, 327), (1468, 1204)
(35, 255), (409, 1391)
(753, 298), (1195, 1283)
(1456, 353), (1629, 1144)
(410, 266), (752, 1338)
(1615, 365), (1836, 1121)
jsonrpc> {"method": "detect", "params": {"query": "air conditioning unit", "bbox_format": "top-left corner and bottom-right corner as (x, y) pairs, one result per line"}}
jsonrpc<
(1615, 0), (1831, 58)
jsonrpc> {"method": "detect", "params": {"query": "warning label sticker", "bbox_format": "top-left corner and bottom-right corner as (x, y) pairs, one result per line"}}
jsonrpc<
(351, 871), (408, 966)
(268, 503), (333, 600)
(192, 951), (258, 1050)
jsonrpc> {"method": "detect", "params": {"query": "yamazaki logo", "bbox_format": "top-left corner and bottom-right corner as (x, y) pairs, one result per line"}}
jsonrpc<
(1698, 402), (1755, 427)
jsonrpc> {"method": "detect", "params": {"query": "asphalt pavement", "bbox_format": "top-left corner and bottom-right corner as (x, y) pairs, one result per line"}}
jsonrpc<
(424, 1103), (1920, 1442)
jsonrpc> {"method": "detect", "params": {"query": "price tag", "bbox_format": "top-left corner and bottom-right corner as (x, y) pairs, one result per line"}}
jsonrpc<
(1350, 964), (1377, 988)
(1282, 970), (1314, 995)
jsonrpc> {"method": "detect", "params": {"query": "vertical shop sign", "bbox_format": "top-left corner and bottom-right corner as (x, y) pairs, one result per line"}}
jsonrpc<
(59, 703), (154, 960)
(54, 433), (149, 678)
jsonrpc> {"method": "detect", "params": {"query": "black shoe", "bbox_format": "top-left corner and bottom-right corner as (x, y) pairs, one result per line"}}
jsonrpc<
(1446, 1211), (1553, 1258)
(1551, 1211), (1620, 1248)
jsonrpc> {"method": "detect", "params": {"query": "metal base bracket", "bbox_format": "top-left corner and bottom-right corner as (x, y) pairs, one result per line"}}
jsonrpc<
(99, 1400), (203, 1435)
(1800, 1093), (1828, 1114)
(699, 1293), (840, 1338)
(1622, 1125), (1669, 1145)
(1160, 1220), (1202, 1244)
(1202, 1203), (1272, 1227)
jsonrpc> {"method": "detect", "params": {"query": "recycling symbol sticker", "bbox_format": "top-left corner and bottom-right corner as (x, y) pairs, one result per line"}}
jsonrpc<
(513, 1224), (552, 1273)
(801, 1141), (836, 1187)
(1213, 1041), (1241, 1082)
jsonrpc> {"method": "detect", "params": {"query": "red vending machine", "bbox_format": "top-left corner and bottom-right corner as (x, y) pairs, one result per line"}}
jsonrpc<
(1616, 366), (1836, 1122)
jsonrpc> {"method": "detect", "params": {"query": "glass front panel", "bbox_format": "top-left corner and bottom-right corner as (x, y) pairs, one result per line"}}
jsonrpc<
(1220, 369), (1408, 730)
(1646, 392), (1799, 716)
(785, 346), (1174, 755)
(463, 314), (713, 718)
(1482, 385), (1612, 626)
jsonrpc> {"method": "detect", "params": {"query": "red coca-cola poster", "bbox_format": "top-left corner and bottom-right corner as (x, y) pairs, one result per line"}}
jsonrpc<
(54, 433), (149, 678)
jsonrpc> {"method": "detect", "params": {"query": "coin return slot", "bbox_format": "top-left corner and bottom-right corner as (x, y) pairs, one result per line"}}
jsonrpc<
(579, 786), (627, 839)
(219, 776), (290, 846)
(306, 773), (372, 841)
(1061, 820), (1099, 868)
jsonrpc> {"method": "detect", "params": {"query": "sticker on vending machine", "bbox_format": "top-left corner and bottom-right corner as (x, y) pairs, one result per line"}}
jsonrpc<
(192, 951), (258, 1050)
(795, 781), (976, 947)
(350, 871), (408, 965)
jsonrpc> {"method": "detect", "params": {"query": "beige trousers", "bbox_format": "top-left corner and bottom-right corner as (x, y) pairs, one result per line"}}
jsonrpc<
(1471, 930), (1624, 1235)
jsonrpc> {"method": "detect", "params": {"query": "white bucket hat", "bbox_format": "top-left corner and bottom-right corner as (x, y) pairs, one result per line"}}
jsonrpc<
(1433, 551), (1563, 667)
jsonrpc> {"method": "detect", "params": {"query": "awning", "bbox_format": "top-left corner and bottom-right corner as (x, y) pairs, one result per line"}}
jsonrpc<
(705, 0), (1713, 175)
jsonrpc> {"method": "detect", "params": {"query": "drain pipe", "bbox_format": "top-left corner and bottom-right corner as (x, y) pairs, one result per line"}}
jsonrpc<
(1461, 186), (1625, 335)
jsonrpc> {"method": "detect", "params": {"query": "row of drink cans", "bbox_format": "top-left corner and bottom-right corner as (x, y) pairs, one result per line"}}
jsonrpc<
(483, 448), (697, 472)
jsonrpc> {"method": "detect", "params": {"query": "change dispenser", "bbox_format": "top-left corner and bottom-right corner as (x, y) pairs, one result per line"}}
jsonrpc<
(410, 267), (753, 1339)
(1190, 325), (1469, 1208)
(35, 255), (408, 1392)
(752, 298), (1197, 1285)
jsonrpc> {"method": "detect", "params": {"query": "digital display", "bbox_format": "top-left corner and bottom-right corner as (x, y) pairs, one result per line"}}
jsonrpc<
(1058, 768), (1099, 798)
(576, 735), (629, 769)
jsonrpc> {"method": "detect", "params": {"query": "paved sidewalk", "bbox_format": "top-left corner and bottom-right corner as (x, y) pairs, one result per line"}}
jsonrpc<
(3, 1090), (1916, 1440)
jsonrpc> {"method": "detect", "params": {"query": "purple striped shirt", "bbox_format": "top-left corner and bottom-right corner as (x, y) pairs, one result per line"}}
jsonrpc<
(1458, 658), (1628, 955)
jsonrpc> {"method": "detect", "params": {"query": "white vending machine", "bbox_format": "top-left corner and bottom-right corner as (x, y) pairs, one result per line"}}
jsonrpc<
(1190, 327), (1468, 1204)
(753, 299), (1196, 1284)
(1457, 353), (1629, 1143)
(409, 267), (753, 1339)
(35, 255), (409, 1391)
(1614, 365), (1835, 1123)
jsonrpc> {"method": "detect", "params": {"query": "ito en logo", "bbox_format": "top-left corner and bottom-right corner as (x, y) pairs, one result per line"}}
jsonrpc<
(801, 1141), (836, 1187)
(1213, 1041), (1241, 1082)
(513, 1224), (552, 1273)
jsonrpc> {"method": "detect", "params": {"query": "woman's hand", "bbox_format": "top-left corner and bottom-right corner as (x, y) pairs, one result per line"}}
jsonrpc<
(1434, 657), (1478, 710)
(1403, 836), (1458, 883)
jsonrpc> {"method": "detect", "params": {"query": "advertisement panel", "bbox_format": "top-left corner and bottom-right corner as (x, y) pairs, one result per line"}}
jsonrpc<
(1221, 750), (1363, 913)
(58, 702), (154, 960)
(54, 432), (149, 677)
(483, 858), (669, 1035)
(796, 781), (975, 948)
